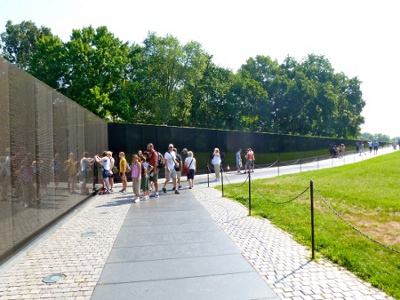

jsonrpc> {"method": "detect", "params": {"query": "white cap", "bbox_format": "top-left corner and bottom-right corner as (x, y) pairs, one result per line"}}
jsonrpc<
(169, 144), (174, 148)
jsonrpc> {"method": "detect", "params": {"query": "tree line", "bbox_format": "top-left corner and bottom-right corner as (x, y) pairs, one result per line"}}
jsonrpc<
(0, 20), (365, 138)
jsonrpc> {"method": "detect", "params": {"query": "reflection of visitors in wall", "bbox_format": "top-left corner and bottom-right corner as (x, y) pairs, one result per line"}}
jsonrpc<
(64, 152), (78, 194)
(0, 156), (8, 201)
(79, 151), (94, 195)
(51, 153), (61, 189)
(19, 157), (34, 208)
(32, 155), (47, 203)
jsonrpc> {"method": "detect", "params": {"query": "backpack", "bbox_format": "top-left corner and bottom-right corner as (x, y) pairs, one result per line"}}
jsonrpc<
(157, 152), (164, 169)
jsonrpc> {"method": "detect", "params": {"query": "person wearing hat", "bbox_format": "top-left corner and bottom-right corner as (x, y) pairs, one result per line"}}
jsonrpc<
(162, 144), (180, 194)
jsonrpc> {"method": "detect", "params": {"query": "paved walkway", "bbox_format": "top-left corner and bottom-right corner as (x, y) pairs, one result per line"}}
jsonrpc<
(0, 148), (396, 299)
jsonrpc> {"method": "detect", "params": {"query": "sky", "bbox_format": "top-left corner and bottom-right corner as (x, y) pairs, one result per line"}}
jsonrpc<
(2, 0), (399, 137)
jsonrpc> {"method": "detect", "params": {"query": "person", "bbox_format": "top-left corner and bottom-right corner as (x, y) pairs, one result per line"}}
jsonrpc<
(211, 148), (221, 181)
(398, 138), (400, 150)
(245, 148), (255, 173)
(185, 151), (196, 189)
(94, 151), (112, 194)
(359, 141), (366, 155)
(340, 144), (345, 158)
(64, 152), (78, 194)
(131, 154), (141, 202)
(119, 152), (128, 193)
(147, 143), (160, 198)
(372, 140), (379, 155)
(108, 151), (115, 192)
(368, 141), (373, 153)
(182, 148), (188, 181)
(0, 156), (7, 201)
(32, 155), (47, 203)
(92, 156), (100, 191)
(162, 144), (180, 194)
(19, 157), (34, 208)
(182, 148), (188, 159)
(50, 153), (61, 189)
(139, 155), (150, 200)
(392, 140), (397, 150)
(79, 151), (94, 195)
(236, 149), (242, 174)
(173, 147), (182, 189)
(355, 141), (359, 154)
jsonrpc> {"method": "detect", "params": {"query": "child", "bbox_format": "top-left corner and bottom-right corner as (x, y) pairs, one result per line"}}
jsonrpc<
(131, 154), (141, 203)
(119, 152), (128, 193)
(140, 155), (150, 200)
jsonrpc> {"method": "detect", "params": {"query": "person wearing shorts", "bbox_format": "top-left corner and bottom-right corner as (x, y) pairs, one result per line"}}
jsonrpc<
(245, 148), (255, 173)
(185, 151), (196, 189)
(162, 144), (179, 194)
(236, 149), (242, 173)
(147, 143), (159, 198)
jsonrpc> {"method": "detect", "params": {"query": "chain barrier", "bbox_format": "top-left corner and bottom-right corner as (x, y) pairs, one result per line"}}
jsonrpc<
(252, 180), (309, 205)
(314, 187), (400, 254)
(222, 168), (249, 187)
(253, 159), (279, 170)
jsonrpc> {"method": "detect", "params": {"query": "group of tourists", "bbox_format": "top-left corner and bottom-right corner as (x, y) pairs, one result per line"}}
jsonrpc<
(94, 143), (197, 203)
(2, 143), (261, 206)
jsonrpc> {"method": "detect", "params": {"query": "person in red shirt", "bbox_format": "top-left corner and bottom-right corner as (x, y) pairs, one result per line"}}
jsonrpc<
(245, 148), (255, 173)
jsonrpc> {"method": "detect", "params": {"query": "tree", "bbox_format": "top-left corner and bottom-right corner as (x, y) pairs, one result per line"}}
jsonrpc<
(0, 20), (53, 70)
(29, 35), (68, 90)
(374, 133), (390, 143)
(63, 26), (130, 120)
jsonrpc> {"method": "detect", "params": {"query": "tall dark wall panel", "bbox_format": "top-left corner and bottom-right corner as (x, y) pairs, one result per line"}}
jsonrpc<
(108, 123), (364, 174)
(0, 58), (107, 263)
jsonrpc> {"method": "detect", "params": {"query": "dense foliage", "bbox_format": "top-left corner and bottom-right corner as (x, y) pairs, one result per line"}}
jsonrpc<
(1, 20), (366, 138)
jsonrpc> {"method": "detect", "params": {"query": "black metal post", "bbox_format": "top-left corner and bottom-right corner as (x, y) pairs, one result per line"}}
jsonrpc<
(207, 163), (210, 187)
(221, 165), (224, 197)
(248, 171), (251, 216)
(310, 180), (315, 260)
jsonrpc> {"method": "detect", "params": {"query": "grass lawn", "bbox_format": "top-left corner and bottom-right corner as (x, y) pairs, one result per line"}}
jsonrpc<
(219, 151), (400, 299)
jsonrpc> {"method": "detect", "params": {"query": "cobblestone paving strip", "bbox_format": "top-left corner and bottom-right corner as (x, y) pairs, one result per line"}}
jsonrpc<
(192, 187), (394, 300)
(0, 194), (131, 300)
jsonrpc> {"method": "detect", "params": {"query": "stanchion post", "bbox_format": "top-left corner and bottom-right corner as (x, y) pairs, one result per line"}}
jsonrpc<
(208, 163), (210, 187)
(248, 171), (251, 216)
(310, 180), (315, 260)
(221, 165), (224, 197)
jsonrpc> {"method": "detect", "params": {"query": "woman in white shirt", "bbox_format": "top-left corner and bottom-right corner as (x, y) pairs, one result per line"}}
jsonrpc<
(185, 151), (196, 189)
(212, 148), (221, 181)
(94, 151), (111, 194)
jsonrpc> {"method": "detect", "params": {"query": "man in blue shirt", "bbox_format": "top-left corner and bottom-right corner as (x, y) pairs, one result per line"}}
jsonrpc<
(236, 149), (242, 174)
(372, 140), (379, 155)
